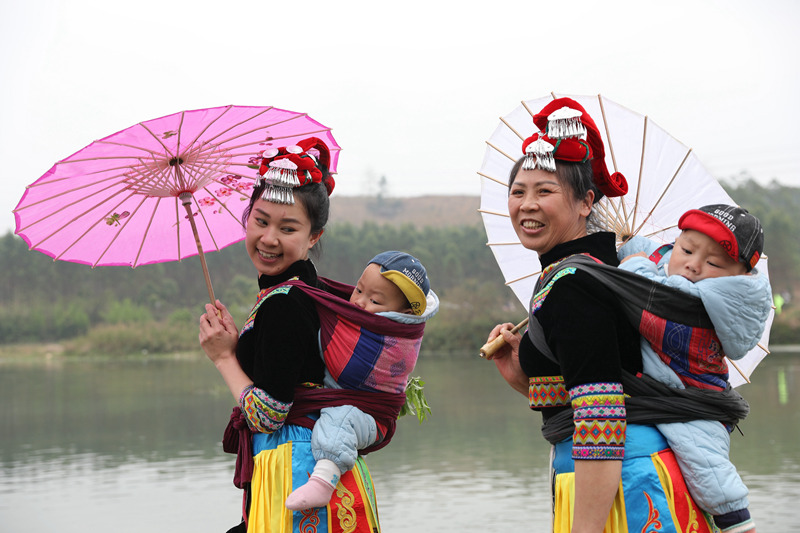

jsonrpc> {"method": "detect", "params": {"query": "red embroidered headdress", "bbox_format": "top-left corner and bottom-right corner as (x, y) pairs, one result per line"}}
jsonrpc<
(256, 137), (335, 204)
(521, 98), (628, 198)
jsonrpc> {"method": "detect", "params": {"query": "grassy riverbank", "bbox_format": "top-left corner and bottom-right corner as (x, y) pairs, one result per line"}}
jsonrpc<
(3, 293), (799, 363)
(0, 319), (202, 363)
(0, 341), (205, 364)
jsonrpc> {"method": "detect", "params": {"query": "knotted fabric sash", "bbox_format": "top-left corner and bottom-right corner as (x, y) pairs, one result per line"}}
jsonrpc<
(526, 254), (749, 444)
(223, 407), (254, 489)
(223, 387), (406, 488)
(286, 386), (407, 452)
(540, 371), (750, 444)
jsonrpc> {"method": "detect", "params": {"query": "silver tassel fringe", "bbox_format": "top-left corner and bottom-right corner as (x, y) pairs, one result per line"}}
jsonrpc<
(263, 167), (300, 188)
(260, 185), (295, 205)
(547, 107), (586, 140)
(523, 138), (556, 172)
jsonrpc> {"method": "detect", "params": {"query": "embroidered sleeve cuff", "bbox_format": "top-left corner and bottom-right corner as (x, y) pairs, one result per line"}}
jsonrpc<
(529, 376), (570, 409)
(569, 382), (626, 460)
(239, 384), (292, 433)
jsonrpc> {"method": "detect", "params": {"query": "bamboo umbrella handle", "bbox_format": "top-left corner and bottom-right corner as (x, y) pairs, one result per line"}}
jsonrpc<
(180, 194), (216, 305)
(479, 318), (529, 360)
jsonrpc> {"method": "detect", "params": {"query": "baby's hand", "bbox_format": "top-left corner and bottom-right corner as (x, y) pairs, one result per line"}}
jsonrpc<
(620, 251), (647, 263)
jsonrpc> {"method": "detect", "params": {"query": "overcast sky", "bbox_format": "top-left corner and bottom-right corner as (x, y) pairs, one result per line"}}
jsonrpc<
(3, 0), (799, 235)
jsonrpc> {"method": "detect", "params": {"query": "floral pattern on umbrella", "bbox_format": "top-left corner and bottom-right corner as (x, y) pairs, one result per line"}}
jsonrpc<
(14, 105), (340, 303)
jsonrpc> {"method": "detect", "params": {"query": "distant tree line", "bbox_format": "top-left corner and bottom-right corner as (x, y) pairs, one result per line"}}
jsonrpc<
(1, 179), (798, 352)
(0, 222), (516, 353)
(722, 177), (800, 295)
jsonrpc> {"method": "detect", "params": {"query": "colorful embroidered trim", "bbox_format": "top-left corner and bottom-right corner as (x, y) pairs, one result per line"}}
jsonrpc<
(536, 253), (600, 287)
(531, 267), (576, 314)
(239, 384), (292, 433)
(529, 375), (570, 408)
(570, 382), (626, 460)
(240, 278), (300, 336)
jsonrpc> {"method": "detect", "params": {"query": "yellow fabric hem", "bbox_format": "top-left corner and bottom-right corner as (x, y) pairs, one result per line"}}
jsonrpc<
(247, 442), (294, 533)
(553, 472), (628, 533)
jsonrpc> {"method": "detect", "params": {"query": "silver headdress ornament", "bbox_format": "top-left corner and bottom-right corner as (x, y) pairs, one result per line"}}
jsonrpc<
(261, 183), (296, 204)
(263, 153), (301, 188)
(256, 145), (316, 205)
(522, 137), (556, 172)
(546, 107), (586, 140)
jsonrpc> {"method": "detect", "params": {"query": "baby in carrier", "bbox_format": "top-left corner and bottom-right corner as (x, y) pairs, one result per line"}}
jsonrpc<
(619, 204), (771, 533)
(285, 251), (438, 511)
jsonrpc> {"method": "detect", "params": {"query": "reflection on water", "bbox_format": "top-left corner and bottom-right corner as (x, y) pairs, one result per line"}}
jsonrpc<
(1, 352), (798, 532)
(0, 358), (242, 532)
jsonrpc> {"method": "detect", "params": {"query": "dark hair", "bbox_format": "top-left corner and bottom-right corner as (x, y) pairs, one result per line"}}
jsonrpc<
(508, 157), (601, 205)
(242, 164), (332, 238)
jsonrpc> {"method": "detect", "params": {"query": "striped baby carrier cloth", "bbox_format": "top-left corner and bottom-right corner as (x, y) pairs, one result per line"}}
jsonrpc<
(248, 276), (425, 395)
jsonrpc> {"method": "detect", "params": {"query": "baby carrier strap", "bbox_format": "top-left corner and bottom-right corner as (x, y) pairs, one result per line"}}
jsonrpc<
(540, 371), (750, 444)
(245, 277), (423, 338)
(287, 386), (407, 454)
(282, 278), (425, 338)
(527, 253), (714, 364)
(556, 255), (729, 390)
(532, 254), (714, 332)
(532, 301), (748, 444)
(222, 386), (407, 488)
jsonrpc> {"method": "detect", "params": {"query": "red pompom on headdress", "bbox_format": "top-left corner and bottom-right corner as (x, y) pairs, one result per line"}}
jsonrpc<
(256, 136), (333, 204)
(521, 97), (628, 198)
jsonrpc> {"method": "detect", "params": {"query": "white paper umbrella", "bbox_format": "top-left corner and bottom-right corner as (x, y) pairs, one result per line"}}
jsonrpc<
(478, 93), (773, 387)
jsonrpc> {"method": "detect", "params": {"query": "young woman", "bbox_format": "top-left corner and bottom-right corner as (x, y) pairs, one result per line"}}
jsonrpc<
(199, 138), (381, 533)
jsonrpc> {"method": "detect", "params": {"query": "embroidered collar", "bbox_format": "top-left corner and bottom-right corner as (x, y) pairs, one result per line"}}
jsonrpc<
(539, 232), (618, 270)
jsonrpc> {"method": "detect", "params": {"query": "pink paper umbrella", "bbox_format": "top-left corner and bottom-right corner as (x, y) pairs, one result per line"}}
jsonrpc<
(13, 105), (341, 304)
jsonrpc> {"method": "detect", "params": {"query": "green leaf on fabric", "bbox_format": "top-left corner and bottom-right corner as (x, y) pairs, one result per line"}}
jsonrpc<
(399, 376), (431, 423)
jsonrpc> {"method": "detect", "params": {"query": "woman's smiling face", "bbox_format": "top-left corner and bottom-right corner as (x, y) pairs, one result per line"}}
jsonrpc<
(507, 168), (593, 255)
(245, 198), (322, 277)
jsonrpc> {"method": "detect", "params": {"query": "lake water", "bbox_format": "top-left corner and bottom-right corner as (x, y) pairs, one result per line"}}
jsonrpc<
(1, 351), (798, 532)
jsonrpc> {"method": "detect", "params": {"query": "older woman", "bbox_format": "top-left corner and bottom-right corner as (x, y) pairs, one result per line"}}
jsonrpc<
(199, 138), (381, 533)
(488, 99), (718, 533)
